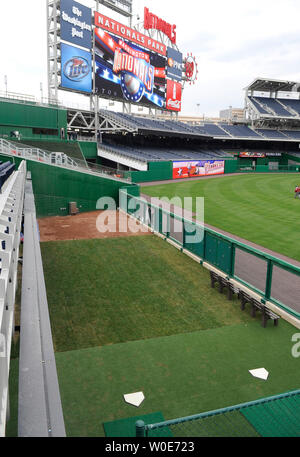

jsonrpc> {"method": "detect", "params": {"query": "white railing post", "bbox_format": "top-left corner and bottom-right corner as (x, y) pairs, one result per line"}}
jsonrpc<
(0, 160), (26, 436)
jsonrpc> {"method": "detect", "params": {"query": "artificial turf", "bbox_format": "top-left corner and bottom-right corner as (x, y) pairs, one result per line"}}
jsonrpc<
(55, 320), (299, 437)
(141, 174), (300, 262)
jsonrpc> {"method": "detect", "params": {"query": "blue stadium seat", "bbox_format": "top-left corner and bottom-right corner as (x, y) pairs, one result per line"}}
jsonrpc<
(200, 124), (230, 137)
(278, 98), (300, 115)
(220, 124), (262, 138)
(0, 162), (15, 191)
(254, 97), (294, 117)
(255, 129), (289, 139)
(279, 130), (300, 139)
(249, 97), (270, 114)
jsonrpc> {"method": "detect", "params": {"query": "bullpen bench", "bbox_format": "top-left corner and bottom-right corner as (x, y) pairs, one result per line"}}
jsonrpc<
(210, 270), (239, 300)
(210, 272), (280, 328)
(239, 290), (280, 327)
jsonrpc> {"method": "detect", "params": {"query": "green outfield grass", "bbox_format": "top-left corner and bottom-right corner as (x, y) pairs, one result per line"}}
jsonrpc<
(41, 236), (250, 353)
(38, 235), (300, 437)
(141, 174), (300, 262)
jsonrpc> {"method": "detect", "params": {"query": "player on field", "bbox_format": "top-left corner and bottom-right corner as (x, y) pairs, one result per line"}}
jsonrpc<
(294, 185), (300, 198)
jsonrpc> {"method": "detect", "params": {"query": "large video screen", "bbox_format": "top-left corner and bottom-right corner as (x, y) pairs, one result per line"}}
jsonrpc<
(61, 43), (92, 94)
(173, 160), (225, 179)
(94, 27), (167, 108)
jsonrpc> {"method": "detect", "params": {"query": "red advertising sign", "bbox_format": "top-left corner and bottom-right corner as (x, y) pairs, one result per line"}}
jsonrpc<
(173, 160), (225, 179)
(239, 151), (266, 158)
(94, 12), (167, 56)
(166, 80), (182, 112)
(144, 7), (176, 44)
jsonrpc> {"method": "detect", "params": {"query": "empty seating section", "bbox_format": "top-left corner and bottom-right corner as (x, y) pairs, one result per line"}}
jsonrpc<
(255, 129), (289, 139)
(220, 124), (262, 138)
(280, 130), (300, 139)
(101, 142), (155, 163)
(102, 141), (231, 162)
(252, 97), (293, 117)
(249, 97), (270, 114)
(0, 161), (15, 191)
(200, 124), (230, 137)
(277, 98), (300, 115)
(100, 109), (300, 142)
(249, 96), (300, 119)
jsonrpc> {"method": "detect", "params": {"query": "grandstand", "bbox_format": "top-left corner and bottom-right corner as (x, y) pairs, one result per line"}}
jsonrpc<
(245, 78), (300, 123)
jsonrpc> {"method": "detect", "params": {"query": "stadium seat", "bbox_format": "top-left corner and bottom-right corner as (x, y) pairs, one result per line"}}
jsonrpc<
(0, 162), (15, 192)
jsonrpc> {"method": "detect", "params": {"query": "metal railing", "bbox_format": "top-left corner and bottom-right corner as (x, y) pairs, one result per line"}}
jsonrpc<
(18, 176), (66, 437)
(0, 139), (131, 183)
(0, 91), (62, 109)
(0, 161), (26, 436)
(120, 190), (300, 321)
(136, 389), (300, 437)
(239, 164), (300, 172)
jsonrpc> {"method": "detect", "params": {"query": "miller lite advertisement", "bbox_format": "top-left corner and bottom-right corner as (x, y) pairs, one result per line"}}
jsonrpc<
(94, 27), (167, 108)
(173, 160), (225, 179)
(61, 43), (92, 93)
(166, 80), (182, 112)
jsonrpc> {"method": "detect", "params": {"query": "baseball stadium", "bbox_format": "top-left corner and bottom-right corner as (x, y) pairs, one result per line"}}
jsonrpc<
(0, 0), (300, 442)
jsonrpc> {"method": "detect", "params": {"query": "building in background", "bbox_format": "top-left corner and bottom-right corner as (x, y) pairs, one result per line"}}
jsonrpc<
(219, 107), (245, 122)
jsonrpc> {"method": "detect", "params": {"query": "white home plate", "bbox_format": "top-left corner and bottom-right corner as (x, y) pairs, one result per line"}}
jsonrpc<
(249, 368), (269, 380)
(124, 392), (145, 407)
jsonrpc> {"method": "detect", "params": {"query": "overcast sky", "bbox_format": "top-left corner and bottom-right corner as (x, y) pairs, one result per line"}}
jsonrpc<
(1, 0), (300, 116)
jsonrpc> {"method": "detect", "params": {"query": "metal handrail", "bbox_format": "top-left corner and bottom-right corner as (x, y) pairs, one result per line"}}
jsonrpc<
(0, 139), (131, 183)
(139, 388), (300, 436)
(0, 161), (26, 436)
(120, 190), (300, 320)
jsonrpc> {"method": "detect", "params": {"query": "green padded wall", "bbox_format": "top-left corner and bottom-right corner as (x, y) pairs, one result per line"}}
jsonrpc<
(0, 101), (67, 140)
(78, 142), (98, 159)
(125, 161), (173, 183)
(0, 154), (139, 218)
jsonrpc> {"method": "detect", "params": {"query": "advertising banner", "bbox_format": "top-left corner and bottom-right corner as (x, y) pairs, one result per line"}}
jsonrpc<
(61, 43), (92, 93)
(95, 12), (166, 56)
(60, 0), (92, 50)
(173, 160), (225, 179)
(94, 28), (166, 108)
(166, 80), (182, 112)
(166, 47), (183, 81)
(239, 152), (266, 158)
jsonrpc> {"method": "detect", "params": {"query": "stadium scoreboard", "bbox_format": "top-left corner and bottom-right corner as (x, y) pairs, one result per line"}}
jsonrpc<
(58, 0), (197, 112)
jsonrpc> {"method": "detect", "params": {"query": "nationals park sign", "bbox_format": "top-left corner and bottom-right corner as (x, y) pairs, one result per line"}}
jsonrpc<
(144, 7), (177, 45)
(94, 12), (167, 56)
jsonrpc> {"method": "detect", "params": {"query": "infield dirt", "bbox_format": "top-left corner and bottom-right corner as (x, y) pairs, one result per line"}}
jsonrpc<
(38, 210), (150, 242)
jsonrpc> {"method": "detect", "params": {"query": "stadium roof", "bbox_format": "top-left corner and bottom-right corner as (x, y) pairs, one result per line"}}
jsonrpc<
(245, 78), (300, 93)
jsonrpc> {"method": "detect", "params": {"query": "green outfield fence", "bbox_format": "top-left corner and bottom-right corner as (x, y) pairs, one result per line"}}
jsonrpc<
(135, 389), (300, 437)
(119, 189), (300, 321)
(239, 164), (300, 173)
